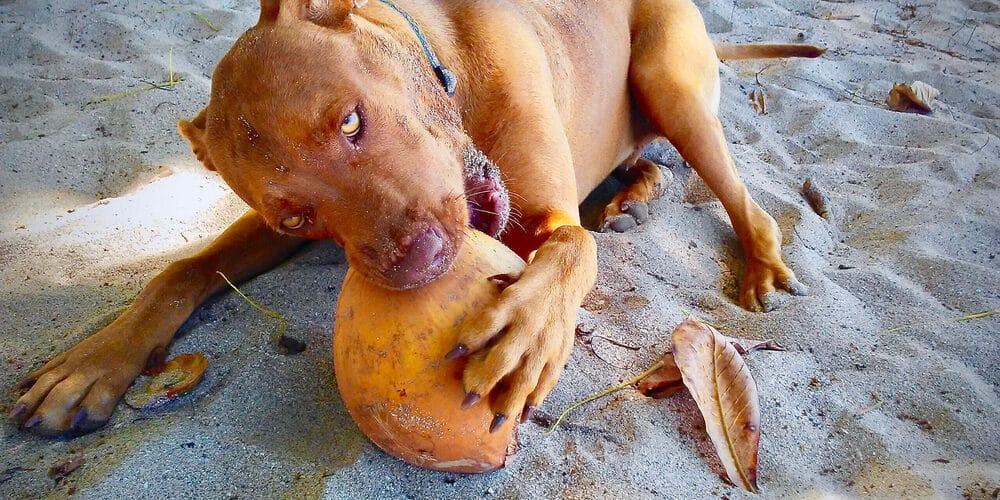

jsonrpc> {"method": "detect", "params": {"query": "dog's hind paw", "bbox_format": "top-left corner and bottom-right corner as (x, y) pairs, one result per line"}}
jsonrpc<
(600, 200), (651, 233)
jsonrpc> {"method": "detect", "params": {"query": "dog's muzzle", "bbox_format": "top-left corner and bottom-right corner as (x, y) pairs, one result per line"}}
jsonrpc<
(463, 147), (510, 238)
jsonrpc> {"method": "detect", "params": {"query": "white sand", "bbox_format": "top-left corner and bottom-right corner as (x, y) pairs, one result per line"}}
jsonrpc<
(1, 0), (997, 497)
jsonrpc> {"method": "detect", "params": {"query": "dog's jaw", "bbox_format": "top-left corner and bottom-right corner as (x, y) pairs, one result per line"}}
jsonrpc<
(463, 147), (510, 239)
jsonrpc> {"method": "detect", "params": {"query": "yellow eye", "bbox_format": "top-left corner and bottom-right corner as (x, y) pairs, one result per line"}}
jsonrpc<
(341, 110), (361, 137)
(281, 215), (304, 230)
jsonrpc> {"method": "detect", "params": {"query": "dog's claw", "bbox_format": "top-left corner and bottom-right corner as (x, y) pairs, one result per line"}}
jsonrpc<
(23, 414), (41, 429)
(489, 413), (507, 433)
(460, 392), (480, 410)
(70, 408), (88, 431)
(784, 277), (809, 296)
(9, 403), (29, 422)
(520, 405), (536, 423)
(445, 344), (469, 361)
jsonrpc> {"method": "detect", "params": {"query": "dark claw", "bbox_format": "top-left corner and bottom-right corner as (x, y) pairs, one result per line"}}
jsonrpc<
(444, 344), (469, 361)
(785, 278), (809, 296)
(520, 405), (536, 424)
(489, 413), (507, 433)
(70, 408), (88, 431)
(460, 392), (480, 410)
(9, 403), (29, 422)
(23, 414), (41, 429)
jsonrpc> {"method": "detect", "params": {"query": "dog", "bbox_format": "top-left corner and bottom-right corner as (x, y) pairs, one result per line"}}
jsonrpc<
(11, 0), (820, 436)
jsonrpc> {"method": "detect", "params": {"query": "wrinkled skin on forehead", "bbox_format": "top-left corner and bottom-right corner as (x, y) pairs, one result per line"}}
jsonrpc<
(197, 17), (489, 289)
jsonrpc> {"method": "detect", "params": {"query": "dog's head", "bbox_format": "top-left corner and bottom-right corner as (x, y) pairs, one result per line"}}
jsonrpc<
(179, 0), (509, 290)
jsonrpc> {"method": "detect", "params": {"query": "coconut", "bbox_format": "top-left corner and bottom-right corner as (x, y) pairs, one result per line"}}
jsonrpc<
(334, 228), (523, 473)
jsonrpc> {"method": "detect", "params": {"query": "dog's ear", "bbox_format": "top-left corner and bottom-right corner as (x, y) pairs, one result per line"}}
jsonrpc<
(178, 108), (216, 171)
(301, 0), (367, 29)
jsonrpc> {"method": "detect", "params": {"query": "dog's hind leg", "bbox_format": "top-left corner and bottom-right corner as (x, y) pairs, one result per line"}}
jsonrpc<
(628, 0), (807, 311)
(599, 157), (672, 233)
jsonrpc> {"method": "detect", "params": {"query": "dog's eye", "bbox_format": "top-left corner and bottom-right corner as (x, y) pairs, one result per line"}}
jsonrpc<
(341, 110), (361, 138)
(281, 215), (304, 230)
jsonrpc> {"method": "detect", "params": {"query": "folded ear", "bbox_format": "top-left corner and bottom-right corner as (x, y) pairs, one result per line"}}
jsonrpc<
(302, 0), (367, 29)
(178, 108), (216, 171)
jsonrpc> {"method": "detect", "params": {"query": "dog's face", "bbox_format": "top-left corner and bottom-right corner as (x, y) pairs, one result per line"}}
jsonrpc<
(179, 0), (509, 289)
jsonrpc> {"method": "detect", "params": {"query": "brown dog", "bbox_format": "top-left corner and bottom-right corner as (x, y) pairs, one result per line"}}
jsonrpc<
(12, 0), (820, 436)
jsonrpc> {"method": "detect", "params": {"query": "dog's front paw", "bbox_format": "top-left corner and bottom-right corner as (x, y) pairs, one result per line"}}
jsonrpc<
(445, 226), (595, 433)
(10, 320), (157, 436)
(741, 257), (808, 312)
(446, 272), (577, 432)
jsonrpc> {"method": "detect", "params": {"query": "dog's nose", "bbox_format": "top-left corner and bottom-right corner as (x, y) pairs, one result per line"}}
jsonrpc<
(383, 225), (455, 289)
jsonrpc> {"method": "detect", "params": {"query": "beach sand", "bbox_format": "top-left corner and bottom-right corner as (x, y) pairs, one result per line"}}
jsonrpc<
(1, 0), (997, 497)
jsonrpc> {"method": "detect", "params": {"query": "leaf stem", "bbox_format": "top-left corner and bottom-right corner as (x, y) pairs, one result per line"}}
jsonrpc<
(546, 359), (665, 434)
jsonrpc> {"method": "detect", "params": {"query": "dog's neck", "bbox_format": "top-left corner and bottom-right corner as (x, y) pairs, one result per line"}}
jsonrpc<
(375, 0), (456, 96)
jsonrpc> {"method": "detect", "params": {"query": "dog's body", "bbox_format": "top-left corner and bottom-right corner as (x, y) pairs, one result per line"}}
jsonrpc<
(13, 0), (819, 436)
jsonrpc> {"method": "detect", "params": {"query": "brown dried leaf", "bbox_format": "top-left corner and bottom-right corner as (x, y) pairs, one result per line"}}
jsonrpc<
(887, 81), (940, 113)
(672, 317), (761, 492)
(636, 353), (684, 398)
(801, 178), (831, 220)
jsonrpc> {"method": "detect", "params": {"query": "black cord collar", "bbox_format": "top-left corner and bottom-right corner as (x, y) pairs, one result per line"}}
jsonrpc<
(376, 0), (456, 96)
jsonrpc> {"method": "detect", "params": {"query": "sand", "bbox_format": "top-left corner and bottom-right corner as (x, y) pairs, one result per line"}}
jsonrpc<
(1, 0), (997, 498)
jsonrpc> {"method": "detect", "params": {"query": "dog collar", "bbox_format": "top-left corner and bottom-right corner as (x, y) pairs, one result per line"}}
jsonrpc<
(377, 0), (456, 96)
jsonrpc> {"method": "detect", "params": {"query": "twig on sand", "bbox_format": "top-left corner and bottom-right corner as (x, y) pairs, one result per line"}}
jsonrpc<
(881, 309), (997, 334)
(192, 12), (220, 32)
(92, 48), (183, 102)
(546, 360), (665, 434)
(855, 400), (883, 417)
(953, 310), (997, 321)
(217, 271), (288, 339)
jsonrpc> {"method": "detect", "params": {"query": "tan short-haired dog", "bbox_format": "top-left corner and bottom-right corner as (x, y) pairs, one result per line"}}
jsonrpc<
(13, 0), (820, 436)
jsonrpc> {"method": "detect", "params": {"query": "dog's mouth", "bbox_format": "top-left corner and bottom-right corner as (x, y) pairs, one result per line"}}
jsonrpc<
(463, 147), (510, 238)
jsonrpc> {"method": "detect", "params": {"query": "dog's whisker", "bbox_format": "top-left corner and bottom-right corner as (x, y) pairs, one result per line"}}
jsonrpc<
(469, 207), (501, 217)
(463, 188), (497, 198)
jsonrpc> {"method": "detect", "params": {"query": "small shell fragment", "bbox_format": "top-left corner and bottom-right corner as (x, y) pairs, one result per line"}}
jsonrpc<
(887, 81), (940, 113)
(125, 353), (208, 410)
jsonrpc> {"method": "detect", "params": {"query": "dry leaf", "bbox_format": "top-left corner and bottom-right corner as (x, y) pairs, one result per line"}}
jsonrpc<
(749, 86), (767, 115)
(636, 353), (684, 398)
(638, 335), (781, 396)
(887, 81), (940, 113)
(801, 178), (831, 220)
(672, 318), (762, 492)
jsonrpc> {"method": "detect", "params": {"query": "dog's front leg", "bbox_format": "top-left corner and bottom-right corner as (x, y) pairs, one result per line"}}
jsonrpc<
(11, 211), (305, 435)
